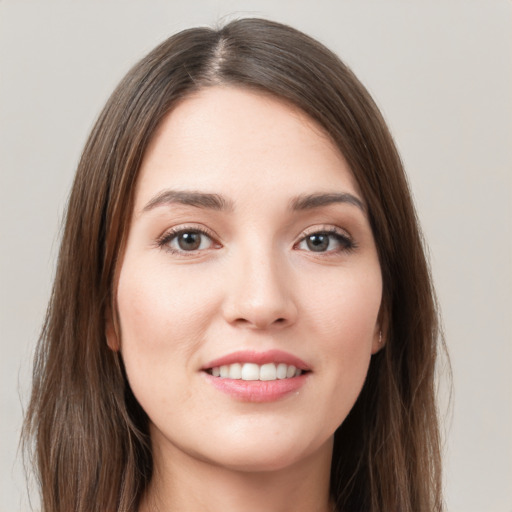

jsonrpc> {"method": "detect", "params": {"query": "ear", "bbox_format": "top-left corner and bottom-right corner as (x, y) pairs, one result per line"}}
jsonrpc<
(105, 303), (120, 352)
(371, 305), (389, 354)
(371, 328), (384, 354)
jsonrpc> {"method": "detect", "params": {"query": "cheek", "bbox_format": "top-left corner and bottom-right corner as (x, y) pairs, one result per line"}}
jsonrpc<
(114, 260), (218, 402)
(117, 260), (214, 348)
(300, 267), (381, 422)
(303, 266), (382, 344)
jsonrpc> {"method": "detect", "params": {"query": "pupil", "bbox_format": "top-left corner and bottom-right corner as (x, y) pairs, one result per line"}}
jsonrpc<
(307, 234), (329, 252)
(178, 232), (201, 251)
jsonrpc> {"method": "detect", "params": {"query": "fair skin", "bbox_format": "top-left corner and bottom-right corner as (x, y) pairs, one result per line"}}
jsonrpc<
(107, 86), (383, 512)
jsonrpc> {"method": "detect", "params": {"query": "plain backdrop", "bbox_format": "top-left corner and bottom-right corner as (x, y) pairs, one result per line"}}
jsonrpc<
(1, 1), (511, 511)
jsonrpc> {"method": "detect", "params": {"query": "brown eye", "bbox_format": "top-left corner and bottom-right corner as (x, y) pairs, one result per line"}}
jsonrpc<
(177, 232), (202, 251)
(306, 234), (329, 252)
(160, 229), (216, 253)
(297, 230), (354, 253)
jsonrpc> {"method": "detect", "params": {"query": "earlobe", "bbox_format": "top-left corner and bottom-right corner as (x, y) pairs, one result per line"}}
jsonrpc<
(105, 306), (120, 352)
(371, 328), (385, 354)
(371, 305), (389, 354)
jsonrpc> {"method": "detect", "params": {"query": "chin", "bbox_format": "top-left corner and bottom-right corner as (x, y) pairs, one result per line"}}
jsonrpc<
(194, 430), (333, 474)
(203, 450), (307, 474)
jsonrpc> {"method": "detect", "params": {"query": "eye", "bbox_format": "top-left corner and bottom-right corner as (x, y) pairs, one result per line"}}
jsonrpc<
(158, 227), (217, 254)
(296, 229), (355, 253)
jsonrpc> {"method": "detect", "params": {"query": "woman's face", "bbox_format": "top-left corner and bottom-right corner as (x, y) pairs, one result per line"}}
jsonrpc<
(110, 86), (383, 473)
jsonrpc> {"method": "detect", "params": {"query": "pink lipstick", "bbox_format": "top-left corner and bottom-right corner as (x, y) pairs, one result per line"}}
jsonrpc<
(201, 350), (311, 402)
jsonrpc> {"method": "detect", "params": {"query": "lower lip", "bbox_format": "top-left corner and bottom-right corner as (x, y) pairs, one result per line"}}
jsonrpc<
(203, 372), (309, 402)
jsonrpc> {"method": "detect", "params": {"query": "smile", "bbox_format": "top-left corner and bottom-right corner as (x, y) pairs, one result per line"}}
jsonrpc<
(202, 350), (311, 402)
(206, 362), (303, 381)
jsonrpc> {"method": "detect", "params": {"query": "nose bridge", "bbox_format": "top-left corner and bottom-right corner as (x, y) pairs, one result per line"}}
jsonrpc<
(223, 237), (297, 329)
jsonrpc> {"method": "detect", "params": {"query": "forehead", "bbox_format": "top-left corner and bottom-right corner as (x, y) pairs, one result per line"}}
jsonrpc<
(135, 86), (361, 209)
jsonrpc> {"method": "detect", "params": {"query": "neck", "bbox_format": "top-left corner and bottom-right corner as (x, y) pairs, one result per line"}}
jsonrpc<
(139, 434), (334, 512)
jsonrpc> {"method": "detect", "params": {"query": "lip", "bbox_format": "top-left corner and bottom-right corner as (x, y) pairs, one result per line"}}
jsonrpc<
(202, 372), (309, 403)
(201, 349), (311, 371)
(201, 350), (311, 403)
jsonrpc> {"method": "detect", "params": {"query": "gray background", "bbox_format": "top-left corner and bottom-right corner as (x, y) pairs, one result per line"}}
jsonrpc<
(1, 1), (511, 511)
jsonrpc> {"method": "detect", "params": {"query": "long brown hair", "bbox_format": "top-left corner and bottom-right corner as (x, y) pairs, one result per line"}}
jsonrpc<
(23, 18), (445, 512)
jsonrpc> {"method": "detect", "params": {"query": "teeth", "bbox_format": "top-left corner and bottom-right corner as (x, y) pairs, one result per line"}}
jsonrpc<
(208, 362), (304, 381)
(241, 363), (260, 381)
(228, 363), (242, 379)
(260, 363), (277, 381)
(276, 363), (288, 379)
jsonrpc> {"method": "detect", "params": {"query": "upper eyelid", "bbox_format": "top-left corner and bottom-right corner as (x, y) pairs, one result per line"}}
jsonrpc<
(160, 224), (217, 239)
(296, 225), (351, 240)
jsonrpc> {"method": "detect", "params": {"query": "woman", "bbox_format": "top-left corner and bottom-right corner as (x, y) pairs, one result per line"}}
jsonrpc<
(23, 18), (444, 512)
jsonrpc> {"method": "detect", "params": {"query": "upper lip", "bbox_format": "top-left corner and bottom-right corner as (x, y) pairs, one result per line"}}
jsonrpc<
(202, 349), (311, 371)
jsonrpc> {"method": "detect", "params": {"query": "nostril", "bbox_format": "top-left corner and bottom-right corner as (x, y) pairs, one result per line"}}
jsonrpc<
(232, 316), (287, 329)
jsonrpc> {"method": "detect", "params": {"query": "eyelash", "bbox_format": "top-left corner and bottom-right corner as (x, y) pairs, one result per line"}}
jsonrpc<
(156, 225), (219, 255)
(156, 226), (357, 255)
(294, 227), (357, 254)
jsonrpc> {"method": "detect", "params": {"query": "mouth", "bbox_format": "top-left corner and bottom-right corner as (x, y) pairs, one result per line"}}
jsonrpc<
(201, 350), (311, 402)
(205, 362), (307, 381)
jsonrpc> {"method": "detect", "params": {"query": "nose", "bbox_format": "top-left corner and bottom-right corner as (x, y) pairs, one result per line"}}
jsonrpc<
(221, 246), (298, 330)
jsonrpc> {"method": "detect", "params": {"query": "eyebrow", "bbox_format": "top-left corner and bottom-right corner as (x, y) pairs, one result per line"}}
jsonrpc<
(142, 190), (233, 212)
(290, 192), (366, 213)
(142, 189), (365, 214)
